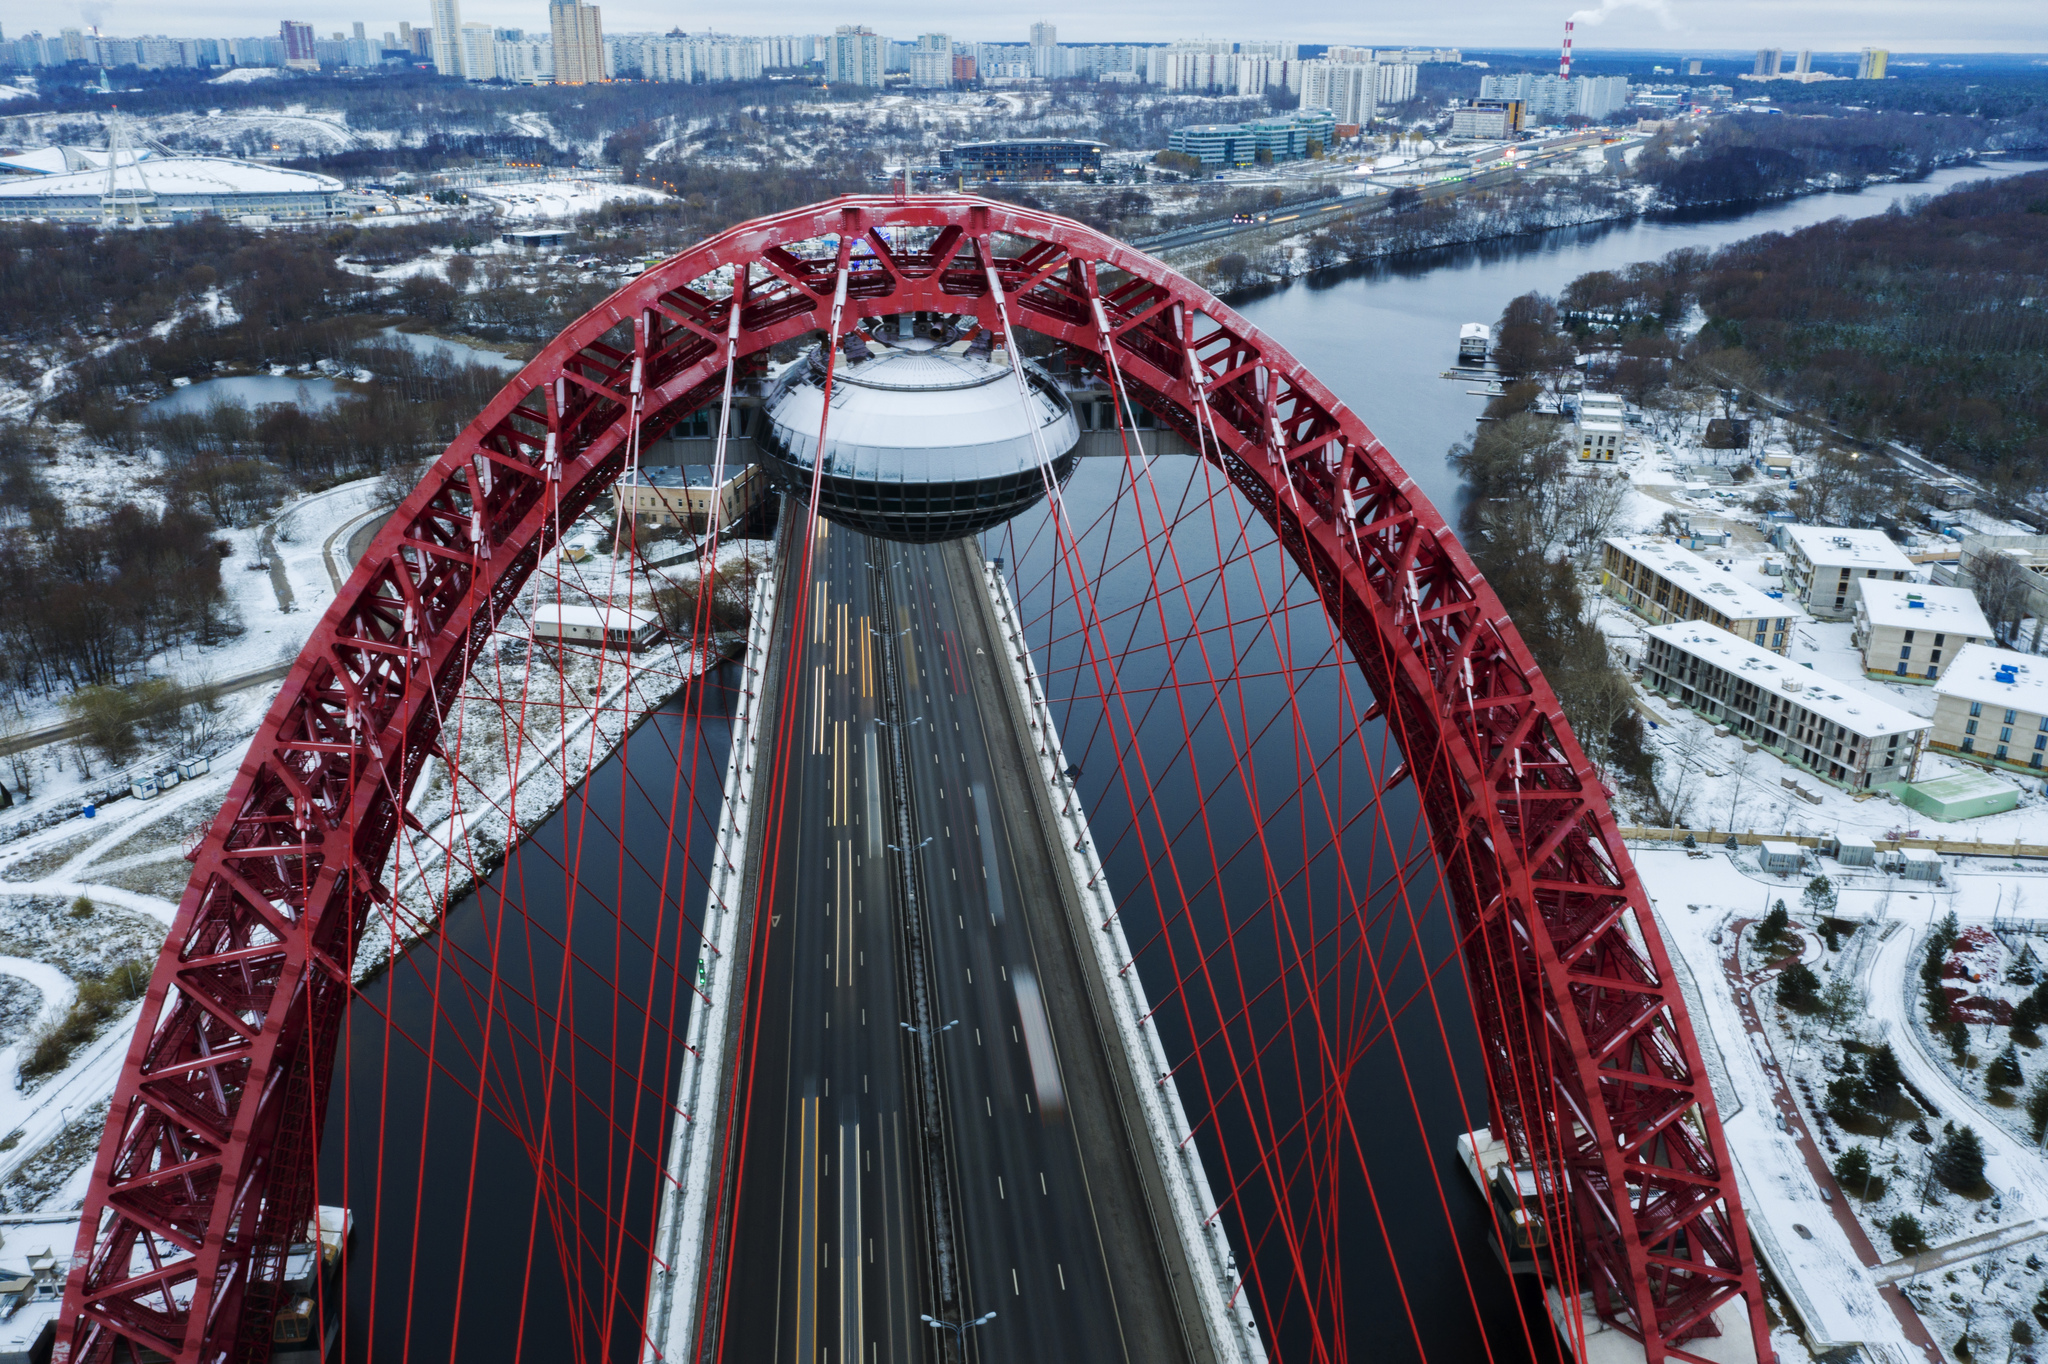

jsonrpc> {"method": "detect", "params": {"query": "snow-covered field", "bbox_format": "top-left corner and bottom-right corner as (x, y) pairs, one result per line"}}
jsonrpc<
(468, 177), (665, 221)
(0, 104), (379, 156)
(0, 418), (763, 1219)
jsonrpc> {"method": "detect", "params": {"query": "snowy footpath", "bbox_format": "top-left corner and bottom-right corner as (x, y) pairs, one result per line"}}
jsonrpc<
(1642, 849), (1933, 1361)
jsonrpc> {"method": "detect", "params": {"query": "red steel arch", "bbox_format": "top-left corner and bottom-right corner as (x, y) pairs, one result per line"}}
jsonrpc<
(58, 195), (1767, 1364)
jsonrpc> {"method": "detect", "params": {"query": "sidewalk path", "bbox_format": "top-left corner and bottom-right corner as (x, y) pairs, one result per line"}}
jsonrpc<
(1721, 918), (1944, 1361)
(1874, 1217), (2048, 1285)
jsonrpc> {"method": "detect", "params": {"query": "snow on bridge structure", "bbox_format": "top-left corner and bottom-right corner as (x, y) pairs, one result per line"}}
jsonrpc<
(55, 196), (1768, 1364)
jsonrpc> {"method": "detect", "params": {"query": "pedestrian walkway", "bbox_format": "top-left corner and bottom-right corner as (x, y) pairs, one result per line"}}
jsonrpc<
(1873, 1216), (2048, 1285)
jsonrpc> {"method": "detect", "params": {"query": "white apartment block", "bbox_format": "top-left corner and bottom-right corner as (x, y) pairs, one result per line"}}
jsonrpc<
(1478, 72), (1631, 121)
(1930, 644), (2048, 773)
(908, 47), (951, 87)
(1851, 579), (1993, 683)
(1782, 526), (1919, 620)
(1643, 621), (1926, 790)
(1300, 62), (1376, 126)
(1449, 105), (1514, 140)
(828, 25), (884, 86)
(1375, 61), (1418, 104)
(1148, 44), (1236, 91)
(495, 39), (553, 81)
(1575, 392), (1625, 463)
(606, 35), (762, 82)
(1601, 536), (1799, 653)
(1236, 57), (1307, 98)
(459, 22), (496, 80)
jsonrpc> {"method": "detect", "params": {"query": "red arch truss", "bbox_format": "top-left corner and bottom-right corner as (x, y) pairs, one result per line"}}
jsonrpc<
(58, 196), (1767, 1364)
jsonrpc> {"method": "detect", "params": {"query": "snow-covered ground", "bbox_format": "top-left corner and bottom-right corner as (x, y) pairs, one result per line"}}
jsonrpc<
(1645, 843), (2048, 1359)
(468, 177), (665, 221)
(0, 104), (378, 157)
(208, 67), (281, 84)
(0, 461), (766, 1216)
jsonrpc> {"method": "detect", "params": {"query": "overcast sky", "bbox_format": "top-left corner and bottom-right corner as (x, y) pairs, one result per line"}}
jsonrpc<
(13, 0), (2045, 52)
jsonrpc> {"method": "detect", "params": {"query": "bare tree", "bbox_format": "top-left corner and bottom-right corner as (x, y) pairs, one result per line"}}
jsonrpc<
(1555, 473), (1637, 556)
(1973, 549), (2036, 645)
(1659, 724), (1709, 828)
(1724, 748), (1755, 834)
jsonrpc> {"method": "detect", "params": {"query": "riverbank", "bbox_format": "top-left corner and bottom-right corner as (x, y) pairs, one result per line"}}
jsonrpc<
(1186, 150), (2017, 301)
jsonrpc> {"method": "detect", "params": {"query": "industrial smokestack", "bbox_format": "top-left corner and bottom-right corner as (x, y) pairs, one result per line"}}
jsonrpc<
(1560, 19), (1573, 79)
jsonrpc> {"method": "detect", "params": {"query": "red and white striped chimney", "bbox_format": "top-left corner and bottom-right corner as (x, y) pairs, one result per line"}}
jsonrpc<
(1560, 19), (1573, 79)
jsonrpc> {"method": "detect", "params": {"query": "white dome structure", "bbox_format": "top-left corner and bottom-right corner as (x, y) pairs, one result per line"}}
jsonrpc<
(759, 332), (1080, 543)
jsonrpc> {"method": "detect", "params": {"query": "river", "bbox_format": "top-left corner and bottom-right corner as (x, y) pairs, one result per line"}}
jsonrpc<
(1229, 157), (2048, 517)
(315, 158), (2046, 1363)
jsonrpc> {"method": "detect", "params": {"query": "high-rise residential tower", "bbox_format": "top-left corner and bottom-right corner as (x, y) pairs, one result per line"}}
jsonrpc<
(826, 25), (882, 87)
(280, 20), (318, 69)
(429, 0), (464, 75)
(550, 0), (603, 84)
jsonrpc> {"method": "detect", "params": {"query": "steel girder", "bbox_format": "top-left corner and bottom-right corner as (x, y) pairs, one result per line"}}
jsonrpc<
(57, 196), (1767, 1364)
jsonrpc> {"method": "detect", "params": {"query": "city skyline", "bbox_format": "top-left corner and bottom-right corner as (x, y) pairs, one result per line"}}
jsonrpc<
(0, 1), (2040, 54)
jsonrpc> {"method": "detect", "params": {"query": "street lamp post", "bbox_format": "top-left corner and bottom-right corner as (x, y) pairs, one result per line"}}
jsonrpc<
(922, 1311), (996, 1361)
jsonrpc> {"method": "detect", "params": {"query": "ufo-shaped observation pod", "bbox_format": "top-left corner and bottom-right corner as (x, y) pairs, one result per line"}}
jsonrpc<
(757, 337), (1081, 544)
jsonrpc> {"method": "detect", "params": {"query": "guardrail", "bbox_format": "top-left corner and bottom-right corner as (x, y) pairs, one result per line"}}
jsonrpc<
(1619, 826), (2048, 860)
(641, 566), (779, 1364)
(982, 560), (1267, 1364)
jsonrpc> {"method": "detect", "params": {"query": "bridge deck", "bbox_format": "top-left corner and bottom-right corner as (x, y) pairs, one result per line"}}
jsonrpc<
(705, 517), (1199, 1363)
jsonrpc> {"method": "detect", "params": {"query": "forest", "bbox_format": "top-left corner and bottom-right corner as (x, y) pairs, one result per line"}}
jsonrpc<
(1637, 111), (2006, 208)
(0, 437), (233, 706)
(1555, 167), (2048, 500)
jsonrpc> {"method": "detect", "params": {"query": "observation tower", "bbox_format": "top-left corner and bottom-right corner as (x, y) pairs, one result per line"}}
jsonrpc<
(758, 324), (1080, 542)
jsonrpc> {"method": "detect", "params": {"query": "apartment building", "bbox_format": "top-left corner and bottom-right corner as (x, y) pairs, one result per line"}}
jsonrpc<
(1600, 536), (1799, 653)
(1782, 525), (1918, 620)
(1643, 621), (1926, 789)
(1576, 391), (1625, 463)
(1929, 643), (2048, 773)
(612, 463), (765, 533)
(1851, 579), (1993, 683)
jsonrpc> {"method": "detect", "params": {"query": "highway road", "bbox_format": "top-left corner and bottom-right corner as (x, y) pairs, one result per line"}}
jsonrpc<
(721, 522), (1195, 1364)
(888, 536), (1192, 1364)
(723, 516), (936, 1364)
(1135, 131), (1630, 256)
(1139, 191), (1387, 252)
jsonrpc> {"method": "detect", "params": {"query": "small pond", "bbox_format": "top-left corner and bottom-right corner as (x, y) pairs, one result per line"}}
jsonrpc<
(145, 375), (345, 415)
(374, 327), (522, 371)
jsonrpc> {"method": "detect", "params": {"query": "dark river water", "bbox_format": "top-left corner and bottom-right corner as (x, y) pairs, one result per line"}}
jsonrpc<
(315, 157), (2046, 1364)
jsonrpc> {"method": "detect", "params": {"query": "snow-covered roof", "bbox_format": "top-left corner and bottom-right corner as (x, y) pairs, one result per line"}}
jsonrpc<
(1647, 620), (1928, 738)
(1580, 390), (1624, 411)
(1782, 525), (1917, 574)
(0, 146), (160, 175)
(1605, 537), (1798, 623)
(0, 156), (341, 200)
(622, 465), (744, 490)
(1577, 417), (1624, 433)
(767, 342), (1076, 482)
(1933, 643), (2048, 716)
(1856, 579), (1992, 638)
(532, 602), (658, 630)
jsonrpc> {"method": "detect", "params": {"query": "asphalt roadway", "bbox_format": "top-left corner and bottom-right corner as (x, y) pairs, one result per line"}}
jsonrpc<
(720, 521), (1195, 1364)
